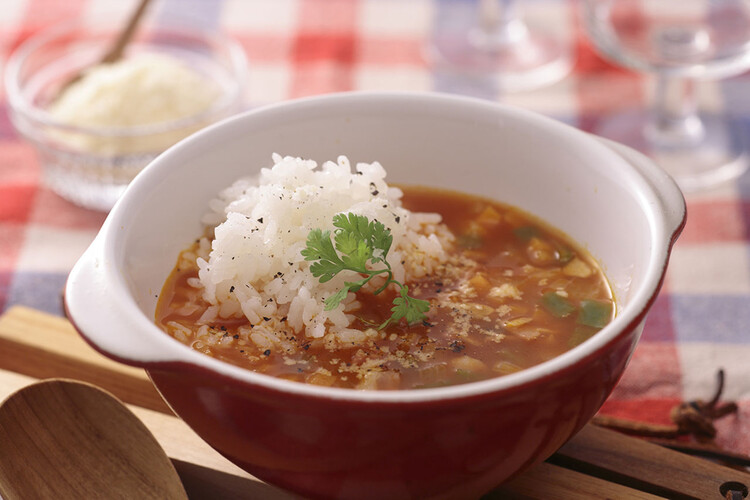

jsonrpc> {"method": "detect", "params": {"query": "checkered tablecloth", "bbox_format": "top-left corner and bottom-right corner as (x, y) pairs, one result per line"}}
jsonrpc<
(1, 0), (748, 457)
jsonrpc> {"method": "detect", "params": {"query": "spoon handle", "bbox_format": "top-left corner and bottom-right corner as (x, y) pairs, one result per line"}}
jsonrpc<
(100, 0), (153, 64)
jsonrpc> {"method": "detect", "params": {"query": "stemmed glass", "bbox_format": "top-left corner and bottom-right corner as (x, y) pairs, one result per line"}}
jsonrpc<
(583, 0), (750, 192)
(428, 0), (574, 92)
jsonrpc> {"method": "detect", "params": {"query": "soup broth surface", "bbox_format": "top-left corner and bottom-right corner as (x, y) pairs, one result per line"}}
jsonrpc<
(157, 187), (614, 390)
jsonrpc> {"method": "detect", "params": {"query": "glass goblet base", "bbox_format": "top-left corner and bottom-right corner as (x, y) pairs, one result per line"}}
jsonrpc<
(595, 110), (749, 192)
(427, 29), (573, 92)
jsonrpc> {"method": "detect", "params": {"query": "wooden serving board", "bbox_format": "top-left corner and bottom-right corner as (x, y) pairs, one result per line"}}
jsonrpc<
(0, 306), (748, 499)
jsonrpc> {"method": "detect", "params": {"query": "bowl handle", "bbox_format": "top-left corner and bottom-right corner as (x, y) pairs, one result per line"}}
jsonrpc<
(597, 137), (687, 244)
(64, 236), (180, 367)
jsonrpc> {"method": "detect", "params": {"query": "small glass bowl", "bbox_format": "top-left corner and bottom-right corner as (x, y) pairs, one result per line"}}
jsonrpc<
(5, 21), (248, 211)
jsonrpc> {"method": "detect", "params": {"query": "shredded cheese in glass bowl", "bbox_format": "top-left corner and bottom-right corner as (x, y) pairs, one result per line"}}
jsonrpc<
(5, 22), (248, 211)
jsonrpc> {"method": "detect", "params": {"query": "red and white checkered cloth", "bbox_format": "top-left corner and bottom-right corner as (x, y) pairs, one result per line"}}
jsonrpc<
(1, 0), (748, 456)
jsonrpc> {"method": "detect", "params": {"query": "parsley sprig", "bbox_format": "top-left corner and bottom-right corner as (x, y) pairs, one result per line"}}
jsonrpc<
(301, 213), (430, 329)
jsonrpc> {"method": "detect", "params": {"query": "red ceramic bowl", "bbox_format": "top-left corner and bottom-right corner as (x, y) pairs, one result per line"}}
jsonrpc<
(65, 92), (685, 499)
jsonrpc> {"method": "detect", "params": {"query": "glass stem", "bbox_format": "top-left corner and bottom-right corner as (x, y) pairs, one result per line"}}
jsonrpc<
(469, 0), (529, 50)
(647, 74), (705, 147)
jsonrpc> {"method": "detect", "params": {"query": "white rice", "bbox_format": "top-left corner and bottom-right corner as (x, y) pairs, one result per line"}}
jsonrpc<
(195, 154), (453, 341)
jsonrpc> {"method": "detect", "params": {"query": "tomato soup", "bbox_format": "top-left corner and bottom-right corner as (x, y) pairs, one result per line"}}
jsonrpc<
(157, 187), (614, 390)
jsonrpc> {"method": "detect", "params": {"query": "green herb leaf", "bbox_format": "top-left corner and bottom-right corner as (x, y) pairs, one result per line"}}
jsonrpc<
(333, 213), (369, 246)
(541, 292), (576, 318)
(301, 229), (344, 281)
(457, 233), (483, 249)
(577, 299), (613, 329)
(338, 235), (372, 271)
(369, 221), (393, 263)
(554, 243), (574, 264)
(568, 326), (596, 348)
(303, 213), (430, 329)
(324, 287), (351, 311)
(513, 226), (539, 241)
(403, 288), (431, 324)
(379, 286), (431, 329)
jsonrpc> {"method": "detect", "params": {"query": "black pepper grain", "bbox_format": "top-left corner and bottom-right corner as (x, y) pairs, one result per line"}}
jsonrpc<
(449, 340), (465, 353)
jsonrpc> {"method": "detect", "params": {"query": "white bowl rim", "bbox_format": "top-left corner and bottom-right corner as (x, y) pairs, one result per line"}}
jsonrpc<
(66, 91), (686, 404)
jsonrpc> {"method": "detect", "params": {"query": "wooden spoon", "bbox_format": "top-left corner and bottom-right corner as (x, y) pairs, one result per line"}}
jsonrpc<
(0, 379), (187, 500)
(60, 0), (152, 92)
(98, 0), (152, 65)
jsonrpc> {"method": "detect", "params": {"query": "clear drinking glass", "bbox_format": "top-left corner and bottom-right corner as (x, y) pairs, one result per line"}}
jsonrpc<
(583, 0), (750, 192)
(428, 0), (574, 92)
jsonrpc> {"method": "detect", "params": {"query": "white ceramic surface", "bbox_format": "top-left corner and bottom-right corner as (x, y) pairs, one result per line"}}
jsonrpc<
(65, 92), (685, 402)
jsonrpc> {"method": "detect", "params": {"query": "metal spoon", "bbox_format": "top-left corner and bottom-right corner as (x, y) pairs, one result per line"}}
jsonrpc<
(0, 379), (187, 500)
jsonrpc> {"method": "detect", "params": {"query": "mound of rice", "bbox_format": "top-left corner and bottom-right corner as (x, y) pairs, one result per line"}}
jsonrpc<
(194, 154), (453, 340)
